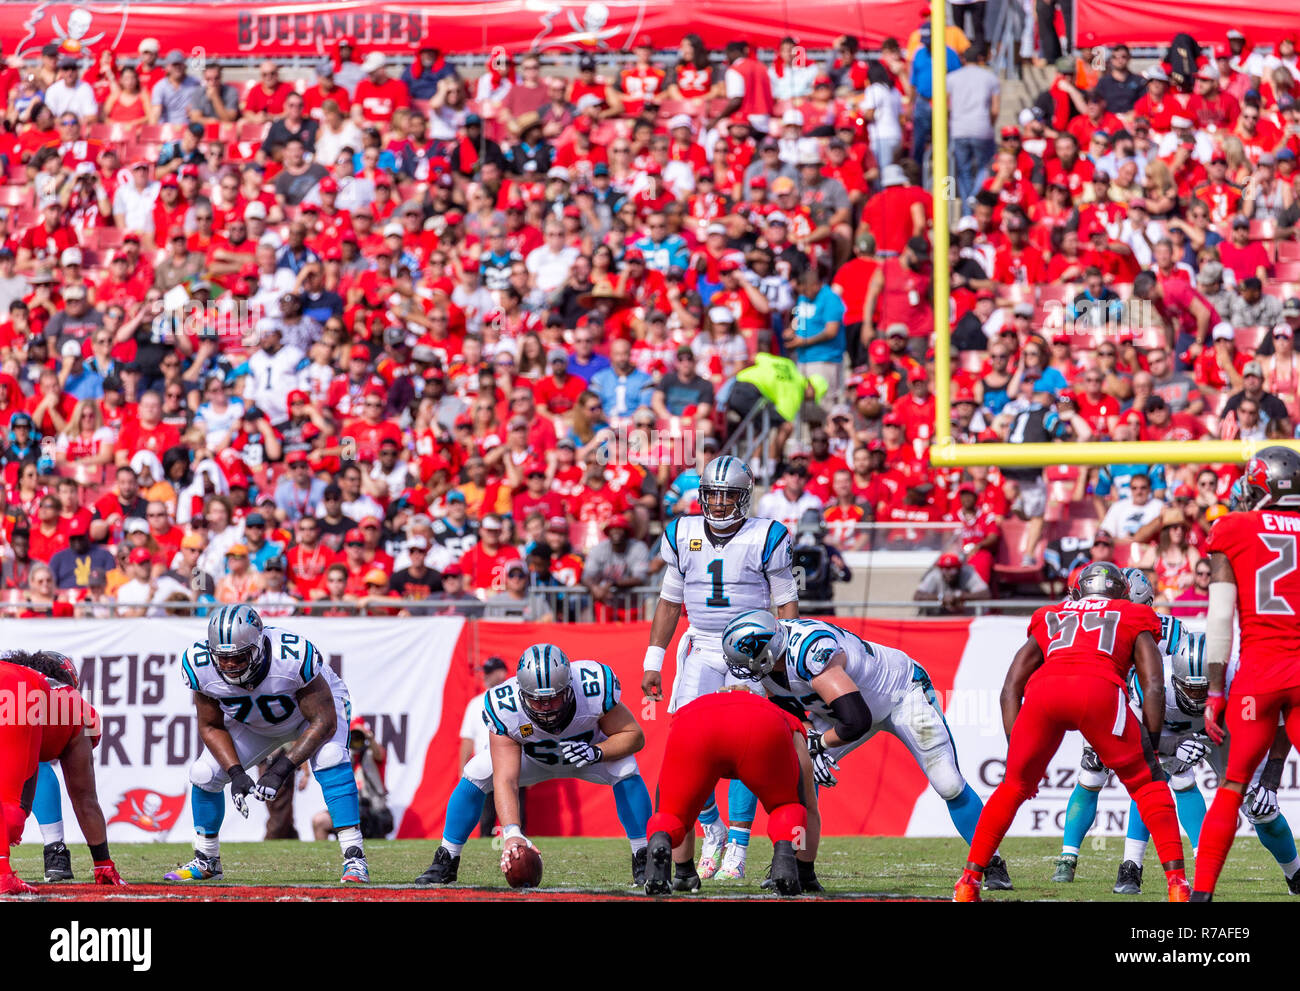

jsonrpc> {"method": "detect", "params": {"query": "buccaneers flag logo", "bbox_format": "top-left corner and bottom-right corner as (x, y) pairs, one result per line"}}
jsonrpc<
(108, 789), (186, 833)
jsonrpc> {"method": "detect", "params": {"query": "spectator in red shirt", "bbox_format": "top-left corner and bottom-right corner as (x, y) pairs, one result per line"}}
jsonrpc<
(26, 493), (68, 563)
(115, 391), (181, 467)
(18, 196), (79, 274)
(533, 346), (586, 415)
(459, 513), (522, 595)
(354, 53), (410, 126)
(243, 61), (294, 122)
(1194, 322), (1249, 399)
(1217, 215), (1272, 282)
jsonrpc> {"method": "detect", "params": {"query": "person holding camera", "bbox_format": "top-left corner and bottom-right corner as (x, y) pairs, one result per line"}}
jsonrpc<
(790, 508), (851, 615)
(313, 718), (391, 841)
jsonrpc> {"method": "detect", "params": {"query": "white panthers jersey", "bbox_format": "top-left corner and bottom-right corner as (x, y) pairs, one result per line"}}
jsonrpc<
(481, 659), (621, 767)
(762, 619), (913, 727)
(659, 515), (798, 644)
(181, 626), (348, 736)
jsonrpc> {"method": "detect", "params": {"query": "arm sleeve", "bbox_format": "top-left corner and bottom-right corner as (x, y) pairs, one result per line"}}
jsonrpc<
(763, 522), (800, 605)
(659, 565), (685, 604)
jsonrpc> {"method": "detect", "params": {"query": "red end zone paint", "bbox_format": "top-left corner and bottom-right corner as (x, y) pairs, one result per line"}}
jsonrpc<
(6, 884), (938, 903)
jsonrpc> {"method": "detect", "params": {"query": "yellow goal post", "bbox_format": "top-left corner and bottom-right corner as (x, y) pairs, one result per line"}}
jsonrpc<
(922, 5), (1299, 470)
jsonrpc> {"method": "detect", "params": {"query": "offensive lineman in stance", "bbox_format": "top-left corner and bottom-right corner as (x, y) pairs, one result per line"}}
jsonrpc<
(642, 456), (799, 884)
(954, 562), (1191, 902)
(1192, 447), (1300, 899)
(165, 604), (368, 884)
(645, 689), (817, 897)
(721, 613), (1013, 889)
(415, 644), (652, 886)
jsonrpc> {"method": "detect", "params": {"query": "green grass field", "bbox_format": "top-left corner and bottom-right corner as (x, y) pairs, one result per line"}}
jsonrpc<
(10, 836), (1298, 900)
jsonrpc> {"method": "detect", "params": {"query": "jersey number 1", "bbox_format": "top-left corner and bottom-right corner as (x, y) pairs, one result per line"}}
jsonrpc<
(706, 559), (730, 608)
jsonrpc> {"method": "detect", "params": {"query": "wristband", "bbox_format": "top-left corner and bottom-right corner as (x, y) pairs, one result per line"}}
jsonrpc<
(502, 824), (524, 841)
(643, 645), (666, 673)
(227, 763), (247, 778)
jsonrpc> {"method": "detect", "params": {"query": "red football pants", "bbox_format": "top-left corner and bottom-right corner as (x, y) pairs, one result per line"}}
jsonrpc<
(1194, 683), (1300, 895)
(646, 693), (806, 849)
(0, 663), (43, 871)
(968, 673), (1183, 870)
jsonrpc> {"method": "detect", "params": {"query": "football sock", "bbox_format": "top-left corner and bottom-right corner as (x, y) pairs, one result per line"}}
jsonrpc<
(727, 779), (757, 824)
(336, 826), (363, 858)
(442, 778), (488, 850)
(698, 793), (720, 827)
(1124, 798), (1150, 864)
(726, 825), (751, 847)
(1253, 813), (1299, 874)
(612, 775), (653, 853)
(1173, 786), (1207, 847)
(1130, 781), (1183, 867)
(1194, 788), (1244, 894)
(191, 784), (224, 839)
(1061, 784), (1100, 857)
(1123, 836), (1148, 868)
(945, 782), (985, 846)
(33, 763), (63, 843)
(966, 782), (1027, 868)
(194, 833), (220, 858)
(315, 762), (361, 831)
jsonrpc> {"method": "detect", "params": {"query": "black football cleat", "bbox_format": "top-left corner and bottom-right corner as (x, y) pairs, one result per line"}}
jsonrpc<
(414, 846), (459, 885)
(632, 847), (648, 886)
(1287, 870), (1300, 895)
(984, 855), (1013, 891)
(770, 840), (802, 896)
(43, 842), (73, 882)
(1189, 890), (1213, 902)
(672, 865), (701, 892)
(644, 831), (673, 895)
(797, 859), (825, 893)
(1113, 860), (1143, 895)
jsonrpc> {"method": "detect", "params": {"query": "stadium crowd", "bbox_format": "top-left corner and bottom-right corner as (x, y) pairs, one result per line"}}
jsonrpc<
(0, 14), (1298, 619)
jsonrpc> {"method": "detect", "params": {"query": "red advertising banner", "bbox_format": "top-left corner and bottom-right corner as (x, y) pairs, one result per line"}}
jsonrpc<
(1077, 0), (1300, 47)
(6, 0), (920, 60)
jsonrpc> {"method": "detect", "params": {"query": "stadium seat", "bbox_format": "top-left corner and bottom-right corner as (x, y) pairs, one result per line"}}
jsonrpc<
(1036, 284), (1073, 304)
(1278, 241), (1300, 263)
(91, 228), (125, 251)
(0, 186), (30, 208)
(1250, 219), (1277, 242)
(1274, 262), (1300, 282)
(1234, 325), (1268, 352)
(992, 517), (1044, 587)
(236, 121), (267, 143)
(958, 351), (987, 373)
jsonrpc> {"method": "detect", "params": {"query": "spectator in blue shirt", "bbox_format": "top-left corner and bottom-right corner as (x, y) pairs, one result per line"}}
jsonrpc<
(909, 27), (961, 164)
(402, 43), (459, 101)
(567, 327), (611, 383)
(631, 213), (689, 272)
(785, 265), (847, 395)
(590, 340), (654, 420)
(50, 519), (117, 591)
(1096, 461), (1167, 502)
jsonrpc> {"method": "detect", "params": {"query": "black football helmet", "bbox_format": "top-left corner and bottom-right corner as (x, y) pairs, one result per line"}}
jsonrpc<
(1240, 446), (1300, 511)
(1075, 562), (1129, 600)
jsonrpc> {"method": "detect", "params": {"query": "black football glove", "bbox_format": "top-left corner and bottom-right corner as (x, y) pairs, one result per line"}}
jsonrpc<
(252, 754), (297, 803)
(228, 764), (255, 818)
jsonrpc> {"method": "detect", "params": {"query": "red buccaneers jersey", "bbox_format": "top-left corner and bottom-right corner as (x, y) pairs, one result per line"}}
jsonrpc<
(1205, 510), (1300, 692)
(1027, 596), (1161, 691)
(38, 683), (101, 761)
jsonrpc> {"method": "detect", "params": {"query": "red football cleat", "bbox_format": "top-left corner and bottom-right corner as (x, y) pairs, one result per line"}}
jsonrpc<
(953, 869), (982, 902)
(1167, 875), (1191, 902)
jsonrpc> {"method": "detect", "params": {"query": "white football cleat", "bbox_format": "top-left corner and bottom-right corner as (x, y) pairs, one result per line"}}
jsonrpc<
(697, 821), (727, 879)
(716, 841), (747, 880)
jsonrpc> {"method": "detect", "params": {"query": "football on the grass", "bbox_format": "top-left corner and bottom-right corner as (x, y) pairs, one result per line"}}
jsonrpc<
(505, 845), (543, 888)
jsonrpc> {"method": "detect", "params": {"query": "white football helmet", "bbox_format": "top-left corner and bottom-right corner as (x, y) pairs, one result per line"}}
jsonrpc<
(516, 643), (576, 732)
(207, 604), (268, 687)
(1122, 567), (1155, 606)
(699, 455), (754, 533)
(721, 611), (788, 681)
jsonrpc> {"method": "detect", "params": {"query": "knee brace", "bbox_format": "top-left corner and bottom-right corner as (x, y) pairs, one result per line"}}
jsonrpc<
(189, 759), (225, 793)
(313, 741), (348, 772)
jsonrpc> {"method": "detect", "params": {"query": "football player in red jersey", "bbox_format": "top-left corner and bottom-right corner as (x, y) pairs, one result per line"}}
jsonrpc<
(0, 651), (124, 892)
(953, 562), (1190, 902)
(643, 688), (817, 897)
(1192, 447), (1300, 899)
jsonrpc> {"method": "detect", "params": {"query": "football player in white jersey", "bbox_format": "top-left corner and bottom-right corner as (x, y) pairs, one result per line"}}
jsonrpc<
(1054, 572), (1300, 893)
(642, 455), (800, 884)
(721, 611), (1014, 890)
(163, 604), (368, 884)
(415, 644), (654, 886)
